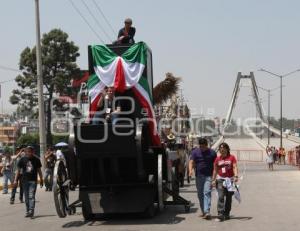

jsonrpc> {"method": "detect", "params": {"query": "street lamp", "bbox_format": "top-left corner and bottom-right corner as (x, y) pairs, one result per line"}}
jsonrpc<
(258, 86), (282, 146)
(258, 68), (300, 148)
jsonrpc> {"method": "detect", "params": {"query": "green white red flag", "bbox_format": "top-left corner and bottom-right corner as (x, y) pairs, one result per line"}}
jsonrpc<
(87, 42), (160, 146)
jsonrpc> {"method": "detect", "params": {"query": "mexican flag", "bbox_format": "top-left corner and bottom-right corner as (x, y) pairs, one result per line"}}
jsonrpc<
(87, 42), (160, 146)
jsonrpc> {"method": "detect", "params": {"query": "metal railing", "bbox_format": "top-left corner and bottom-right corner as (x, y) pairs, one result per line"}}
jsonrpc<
(231, 149), (264, 162)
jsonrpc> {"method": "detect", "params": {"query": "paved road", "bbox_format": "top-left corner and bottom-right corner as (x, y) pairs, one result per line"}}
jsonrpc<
(261, 137), (299, 150)
(0, 162), (299, 231)
(225, 138), (264, 151)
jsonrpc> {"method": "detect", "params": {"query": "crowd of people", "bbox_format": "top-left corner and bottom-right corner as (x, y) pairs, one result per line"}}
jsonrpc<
(0, 145), (65, 218)
(266, 146), (287, 171)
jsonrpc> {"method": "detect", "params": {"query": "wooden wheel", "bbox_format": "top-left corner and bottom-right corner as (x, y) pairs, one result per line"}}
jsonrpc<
(53, 160), (69, 218)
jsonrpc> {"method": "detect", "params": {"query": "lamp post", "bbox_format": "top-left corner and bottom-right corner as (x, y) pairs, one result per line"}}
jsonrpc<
(258, 86), (282, 146)
(258, 68), (300, 149)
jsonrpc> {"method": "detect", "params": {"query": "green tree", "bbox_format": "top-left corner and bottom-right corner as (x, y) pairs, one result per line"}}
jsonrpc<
(10, 29), (80, 146)
(16, 133), (39, 147)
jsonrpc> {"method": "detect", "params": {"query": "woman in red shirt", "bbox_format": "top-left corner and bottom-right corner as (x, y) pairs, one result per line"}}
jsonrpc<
(212, 142), (238, 221)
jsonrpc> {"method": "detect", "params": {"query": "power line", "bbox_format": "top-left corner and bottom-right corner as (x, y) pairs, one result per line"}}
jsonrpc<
(0, 79), (15, 84)
(68, 0), (105, 44)
(0, 65), (21, 73)
(92, 0), (117, 37)
(80, 0), (113, 42)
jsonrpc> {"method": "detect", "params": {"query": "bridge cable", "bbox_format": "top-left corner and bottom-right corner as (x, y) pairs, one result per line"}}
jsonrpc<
(80, 0), (113, 43)
(68, 0), (105, 44)
(91, 0), (117, 37)
(0, 65), (21, 73)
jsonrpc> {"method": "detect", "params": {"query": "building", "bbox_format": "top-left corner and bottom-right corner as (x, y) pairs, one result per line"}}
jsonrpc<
(0, 126), (18, 147)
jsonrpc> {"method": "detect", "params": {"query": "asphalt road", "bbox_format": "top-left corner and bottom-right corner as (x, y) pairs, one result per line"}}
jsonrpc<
(1, 162), (300, 231)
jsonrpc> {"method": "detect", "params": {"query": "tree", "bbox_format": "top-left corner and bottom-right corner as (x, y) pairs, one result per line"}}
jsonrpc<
(10, 29), (80, 146)
(16, 133), (39, 147)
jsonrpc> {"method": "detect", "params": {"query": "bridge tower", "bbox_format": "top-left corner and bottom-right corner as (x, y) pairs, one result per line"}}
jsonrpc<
(224, 72), (266, 129)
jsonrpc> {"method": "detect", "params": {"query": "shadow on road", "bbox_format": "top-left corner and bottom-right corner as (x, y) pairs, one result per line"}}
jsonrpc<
(209, 215), (253, 221)
(62, 207), (198, 228)
(32, 214), (57, 219)
(229, 216), (253, 221)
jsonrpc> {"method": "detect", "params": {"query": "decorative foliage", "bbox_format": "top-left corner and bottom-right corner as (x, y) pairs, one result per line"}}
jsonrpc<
(153, 72), (181, 104)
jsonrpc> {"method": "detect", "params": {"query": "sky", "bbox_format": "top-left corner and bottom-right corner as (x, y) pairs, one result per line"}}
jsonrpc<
(0, 0), (300, 120)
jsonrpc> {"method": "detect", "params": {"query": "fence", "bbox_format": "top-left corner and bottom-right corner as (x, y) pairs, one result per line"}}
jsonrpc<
(287, 148), (300, 167)
(231, 149), (264, 162)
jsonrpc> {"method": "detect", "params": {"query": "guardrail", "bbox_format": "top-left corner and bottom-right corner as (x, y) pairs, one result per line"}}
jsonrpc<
(261, 122), (300, 144)
(231, 149), (264, 162)
(287, 148), (300, 168)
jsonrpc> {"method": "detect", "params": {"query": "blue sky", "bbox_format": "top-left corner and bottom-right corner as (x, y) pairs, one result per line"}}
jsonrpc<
(1, 0), (300, 119)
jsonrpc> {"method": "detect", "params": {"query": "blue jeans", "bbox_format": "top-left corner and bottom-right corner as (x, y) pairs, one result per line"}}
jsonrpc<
(23, 181), (37, 213)
(44, 168), (53, 190)
(2, 170), (13, 193)
(196, 175), (212, 214)
(11, 176), (23, 201)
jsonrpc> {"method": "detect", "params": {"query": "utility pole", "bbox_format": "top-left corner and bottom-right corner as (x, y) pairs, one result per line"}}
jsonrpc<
(267, 89), (270, 145)
(258, 85), (281, 146)
(35, 0), (46, 171)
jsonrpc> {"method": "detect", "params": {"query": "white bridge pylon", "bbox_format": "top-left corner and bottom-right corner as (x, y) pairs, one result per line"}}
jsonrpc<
(224, 72), (266, 130)
(212, 72), (267, 150)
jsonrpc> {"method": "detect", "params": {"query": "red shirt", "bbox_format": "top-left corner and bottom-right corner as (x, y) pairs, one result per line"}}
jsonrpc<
(214, 154), (237, 178)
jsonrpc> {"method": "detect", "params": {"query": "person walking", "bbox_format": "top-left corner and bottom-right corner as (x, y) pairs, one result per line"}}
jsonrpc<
(13, 146), (43, 218)
(1, 151), (13, 194)
(10, 147), (25, 204)
(44, 147), (56, 191)
(189, 138), (216, 219)
(266, 146), (274, 171)
(212, 142), (239, 222)
(281, 148), (286, 165)
(278, 148), (283, 164)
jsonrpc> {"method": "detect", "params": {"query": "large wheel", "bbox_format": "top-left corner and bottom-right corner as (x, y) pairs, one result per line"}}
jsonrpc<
(157, 153), (164, 212)
(185, 153), (191, 184)
(53, 160), (69, 218)
(171, 167), (180, 201)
